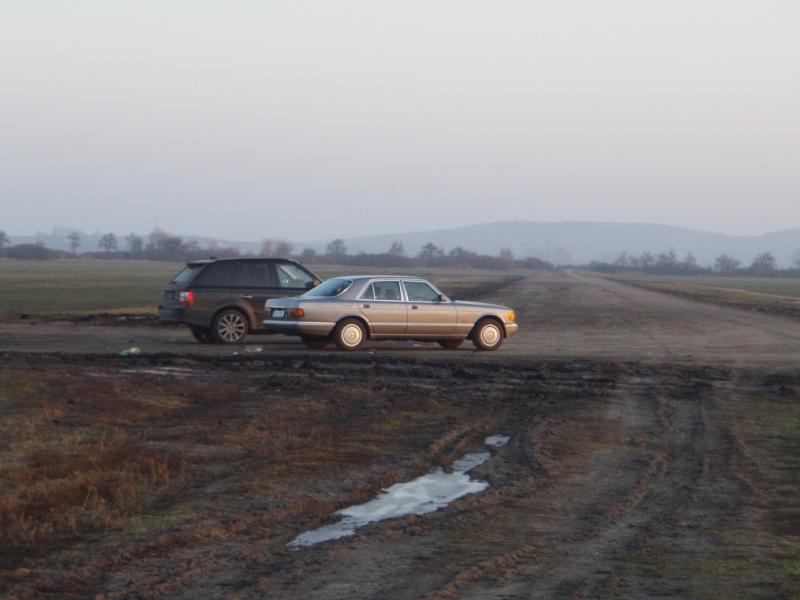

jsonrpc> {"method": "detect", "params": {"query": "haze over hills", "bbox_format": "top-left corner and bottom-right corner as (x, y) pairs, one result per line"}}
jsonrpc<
(9, 221), (800, 267)
(336, 221), (800, 266)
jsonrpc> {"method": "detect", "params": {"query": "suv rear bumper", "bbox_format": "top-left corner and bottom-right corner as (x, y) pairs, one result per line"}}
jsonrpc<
(159, 306), (184, 324)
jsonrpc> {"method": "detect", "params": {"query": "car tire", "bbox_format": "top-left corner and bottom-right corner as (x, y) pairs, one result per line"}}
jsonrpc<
(333, 318), (367, 351)
(471, 318), (504, 351)
(437, 340), (463, 349)
(211, 309), (249, 344)
(191, 327), (213, 343)
(302, 337), (329, 350)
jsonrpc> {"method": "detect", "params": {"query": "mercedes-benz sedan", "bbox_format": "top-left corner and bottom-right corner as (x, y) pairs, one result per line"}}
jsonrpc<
(262, 276), (518, 351)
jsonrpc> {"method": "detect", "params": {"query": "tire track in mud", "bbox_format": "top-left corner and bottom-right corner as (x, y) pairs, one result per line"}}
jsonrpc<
(424, 373), (722, 599)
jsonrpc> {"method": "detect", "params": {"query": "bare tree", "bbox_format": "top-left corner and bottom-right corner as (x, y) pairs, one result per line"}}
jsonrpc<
(714, 254), (741, 275)
(750, 251), (777, 276)
(98, 233), (118, 253)
(792, 249), (800, 269)
(639, 251), (655, 270)
(275, 240), (293, 257)
(67, 230), (81, 255)
(260, 239), (275, 257)
(326, 238), (347, 259)
(499, 248), (514, 263)
(680, 252), (698, 273)
(388, 240), (405, 256)
(125, 233), (144, 255)
(614, 251), (631, 268)
(418, 242), (444, 265)
(0, 230), (8, 255)
(299, 247), (318, 263)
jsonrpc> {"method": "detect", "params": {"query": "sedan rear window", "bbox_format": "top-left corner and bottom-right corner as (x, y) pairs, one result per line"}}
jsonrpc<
(303, 278), (352, 298)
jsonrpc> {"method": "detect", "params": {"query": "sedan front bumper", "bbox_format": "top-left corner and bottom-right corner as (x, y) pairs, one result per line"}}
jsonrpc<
(262, 319), (336, 337)
(505, 323), (519, 338)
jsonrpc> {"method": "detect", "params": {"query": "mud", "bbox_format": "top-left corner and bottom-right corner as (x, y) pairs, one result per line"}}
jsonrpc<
(1, 274), (799, 598)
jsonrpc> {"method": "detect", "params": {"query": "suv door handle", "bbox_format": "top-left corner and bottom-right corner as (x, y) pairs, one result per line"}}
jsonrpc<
(410, 305), (419, 310)
(240, 294), (253, 300)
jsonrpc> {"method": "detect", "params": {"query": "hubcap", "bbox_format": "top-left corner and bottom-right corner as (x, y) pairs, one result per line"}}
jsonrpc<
(218, 313), (245, 341)
(480, 323), (501, 347)
(341, 323), (363, 347)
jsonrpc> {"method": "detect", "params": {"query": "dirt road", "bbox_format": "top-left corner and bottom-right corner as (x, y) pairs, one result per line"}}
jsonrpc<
(2, 273), (800, 367)
(1, 274), (798, 599)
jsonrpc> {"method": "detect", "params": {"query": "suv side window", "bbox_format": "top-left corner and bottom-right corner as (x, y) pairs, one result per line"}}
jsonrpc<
(238, 261), (277, 287)
(276, 263), (313, 289)
(193, 261), (237, 287)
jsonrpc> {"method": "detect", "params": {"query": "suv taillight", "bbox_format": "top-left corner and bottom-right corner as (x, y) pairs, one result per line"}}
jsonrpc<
(179, 291), (195, 307)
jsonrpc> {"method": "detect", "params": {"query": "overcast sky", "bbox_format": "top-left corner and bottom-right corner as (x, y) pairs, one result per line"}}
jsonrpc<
(1, 1), (798, 241)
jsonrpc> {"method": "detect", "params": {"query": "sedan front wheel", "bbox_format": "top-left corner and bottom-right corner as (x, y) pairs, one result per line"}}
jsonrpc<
(472, 318), (504, 351)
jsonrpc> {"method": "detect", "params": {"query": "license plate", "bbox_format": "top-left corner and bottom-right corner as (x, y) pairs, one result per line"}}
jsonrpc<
(272, 309), (285, 319)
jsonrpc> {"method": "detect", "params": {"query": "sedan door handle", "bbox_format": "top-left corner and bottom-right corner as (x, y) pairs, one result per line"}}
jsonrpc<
(240, 294), (253, 300)
(361, 303), (371, 308)
(410, 305), (419, 310)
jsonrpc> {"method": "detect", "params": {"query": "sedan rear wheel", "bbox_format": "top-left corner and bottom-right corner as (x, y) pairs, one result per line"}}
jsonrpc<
(333, 318), (366, 351)
(437, 340), (463, 349)
(211, 309), (249, 344)
(472, 318), (504, 351)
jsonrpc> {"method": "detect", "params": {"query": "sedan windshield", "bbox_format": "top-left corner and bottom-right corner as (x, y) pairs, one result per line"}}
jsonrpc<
(303, 278), (352, 298)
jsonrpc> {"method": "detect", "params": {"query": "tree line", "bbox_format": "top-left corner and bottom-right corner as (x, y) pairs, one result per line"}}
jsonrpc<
(589, 249), (799, 277)
(0, 229), (548, 270)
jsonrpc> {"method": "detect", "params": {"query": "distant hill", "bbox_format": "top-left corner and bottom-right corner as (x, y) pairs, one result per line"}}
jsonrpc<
(337, 221), (800, 266)
(9, 221), (800, 267)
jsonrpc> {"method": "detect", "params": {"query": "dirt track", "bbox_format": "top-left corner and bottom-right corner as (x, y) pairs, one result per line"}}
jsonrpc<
(1, 274), (799, 599)
(3, 273), (800, 367)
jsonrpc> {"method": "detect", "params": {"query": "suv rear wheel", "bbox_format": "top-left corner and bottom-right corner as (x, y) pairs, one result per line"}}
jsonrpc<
(211, 309), (249, 344)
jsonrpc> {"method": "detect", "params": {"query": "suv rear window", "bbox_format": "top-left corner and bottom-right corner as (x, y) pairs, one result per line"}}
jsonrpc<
(193, 261), (237, 286)
(171, 265), (199, 285)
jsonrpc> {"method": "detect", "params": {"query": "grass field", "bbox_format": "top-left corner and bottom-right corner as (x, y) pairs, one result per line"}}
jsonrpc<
(0, 259), (525, 317)
(606, 272), (800, 316)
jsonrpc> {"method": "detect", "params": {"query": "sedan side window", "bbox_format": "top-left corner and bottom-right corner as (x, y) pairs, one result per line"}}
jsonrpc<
(404, 281), (440, 302)
(359, 283), (375, 300)
(372, 281), (402, 301)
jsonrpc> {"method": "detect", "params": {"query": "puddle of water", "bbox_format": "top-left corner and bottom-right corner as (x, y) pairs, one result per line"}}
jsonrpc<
(120, 367), (197, 377)
(288, 436), (508, 548)
(485, 435), (510, 447)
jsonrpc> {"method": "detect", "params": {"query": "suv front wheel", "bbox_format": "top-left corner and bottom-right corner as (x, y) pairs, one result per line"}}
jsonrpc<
(211, 309), (249, 344)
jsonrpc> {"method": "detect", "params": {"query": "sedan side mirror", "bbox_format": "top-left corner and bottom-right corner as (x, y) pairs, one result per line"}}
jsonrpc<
(438, 294), (447, 303)
(306, 279), (321, 289)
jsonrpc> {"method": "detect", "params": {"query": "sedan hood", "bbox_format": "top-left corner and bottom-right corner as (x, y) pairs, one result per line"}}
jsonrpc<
(451, 300), (510, 311)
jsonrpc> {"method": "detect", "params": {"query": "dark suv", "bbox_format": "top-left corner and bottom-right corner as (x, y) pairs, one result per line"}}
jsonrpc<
(159, 258), (321, 343)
